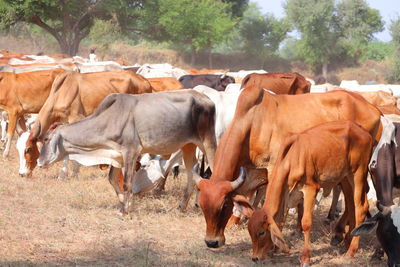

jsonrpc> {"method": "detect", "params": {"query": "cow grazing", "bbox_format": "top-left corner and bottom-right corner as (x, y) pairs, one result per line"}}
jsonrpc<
(179, 74), (235, 91)
(193, 87), (382, 249)
(148, 77), (184, 92)
(240, 72), (311, 94)
(0, 68), (65, 157)
(37, 90), (217, 214)
(246, 121), (373, 264)
(18, 70), (152, 178)
(352, 117), (400, 266)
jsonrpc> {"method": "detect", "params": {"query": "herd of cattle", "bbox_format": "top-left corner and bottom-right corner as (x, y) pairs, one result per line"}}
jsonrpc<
(1, 49), (400, 266)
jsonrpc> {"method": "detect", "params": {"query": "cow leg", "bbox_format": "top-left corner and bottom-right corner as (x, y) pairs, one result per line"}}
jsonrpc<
(57, 158), (69, 179)
(296, 201), (304, 234)
(345, 171), (369, 257)
(108, 166), (125, 204)
(331, 181), (353, 246)
(3, 111), (18, 158)
(179, 143), (197, 212)
(122, 150), (141, 215)
(70, 161), (80, 177)
(300, 185), (317, 266)
(326, 184), (341, 223)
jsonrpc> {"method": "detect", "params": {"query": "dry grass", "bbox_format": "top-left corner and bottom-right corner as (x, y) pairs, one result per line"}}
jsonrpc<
(0, 140), (387, 267)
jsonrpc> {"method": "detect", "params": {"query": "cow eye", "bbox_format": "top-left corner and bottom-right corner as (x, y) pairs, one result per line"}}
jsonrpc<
(25, 147), (32, 154)
(43, 137), (49, 142)
(258, 231), (265, 237)
(222, 201), (228, 210)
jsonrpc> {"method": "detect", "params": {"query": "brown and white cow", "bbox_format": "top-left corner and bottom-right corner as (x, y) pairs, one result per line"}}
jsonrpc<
(0, 68), (65, 157)
(245, 120), (373, 264)
(18, 70), (152, 178)
(352, 116), (400, 266)
(193, 86), (382, 249)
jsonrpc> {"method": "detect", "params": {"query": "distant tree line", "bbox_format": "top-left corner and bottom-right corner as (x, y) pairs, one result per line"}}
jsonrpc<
(0, 0), (399, 80)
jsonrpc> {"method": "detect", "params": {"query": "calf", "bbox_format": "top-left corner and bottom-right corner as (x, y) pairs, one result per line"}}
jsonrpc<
(37, 90), (216, 214)
(245, 120), (373, 265)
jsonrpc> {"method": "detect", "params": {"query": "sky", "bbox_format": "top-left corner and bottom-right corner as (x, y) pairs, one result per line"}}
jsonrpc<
(250, 0), (400, 42)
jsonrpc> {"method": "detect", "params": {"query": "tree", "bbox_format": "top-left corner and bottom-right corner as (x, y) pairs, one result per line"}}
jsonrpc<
(155, 0), (235, 65)
(387, 18), (400, 82)
(0, 0), (141, 56)
(239, 3), (290, 68)
(336, 0), (384, 58)
(285, 0), (384, 79)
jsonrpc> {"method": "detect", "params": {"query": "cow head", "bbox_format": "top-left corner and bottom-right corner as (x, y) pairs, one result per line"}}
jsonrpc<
(37, 122), (65, 168)
(247, 209), (290, 261)
(216, 74), (235, 91)
(352, 202), (400, 267)
(292, 73), (311, 94)
(194, 166), (246, 248)
(16, 122), (42, 177)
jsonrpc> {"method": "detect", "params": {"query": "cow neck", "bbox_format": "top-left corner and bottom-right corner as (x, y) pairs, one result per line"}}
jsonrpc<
(263, 135), (296, 223)
(211, 85), (264, 182)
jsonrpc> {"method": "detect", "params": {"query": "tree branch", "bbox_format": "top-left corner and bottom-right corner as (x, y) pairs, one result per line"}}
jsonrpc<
(29, 16), (64, 45)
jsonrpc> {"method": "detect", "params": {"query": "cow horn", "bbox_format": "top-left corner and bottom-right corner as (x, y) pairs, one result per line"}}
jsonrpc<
(378, 202), (392, 216)
(32, 121), (41, 139)
(221, 72), (227, 79)
(230, 167), (246, 191)
(192, 163), (204, 187)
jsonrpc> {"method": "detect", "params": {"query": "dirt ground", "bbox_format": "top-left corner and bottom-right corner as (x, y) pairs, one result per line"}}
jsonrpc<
(0, 141), (387, 267)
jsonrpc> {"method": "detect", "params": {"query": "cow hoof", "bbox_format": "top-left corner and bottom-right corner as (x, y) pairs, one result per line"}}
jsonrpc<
(300, 263), (310, 267)
(177, 205), (187, 212)
(330, 235), (343, 246)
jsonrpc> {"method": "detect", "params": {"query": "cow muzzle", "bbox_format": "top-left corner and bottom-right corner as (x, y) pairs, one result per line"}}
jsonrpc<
(19, 171), (32, 178)
(205, 236), (225, 248)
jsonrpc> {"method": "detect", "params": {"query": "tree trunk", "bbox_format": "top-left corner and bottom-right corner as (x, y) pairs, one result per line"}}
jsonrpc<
(190, 47), (196, 66)
(322, 62), (328, 81)
(208, 48), (212, 69)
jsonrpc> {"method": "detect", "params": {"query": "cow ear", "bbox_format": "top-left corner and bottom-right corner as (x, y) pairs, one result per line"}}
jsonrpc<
(351, 214), (380, 236)
(269, 223), (289, 253)
(232, 195), (254, 218)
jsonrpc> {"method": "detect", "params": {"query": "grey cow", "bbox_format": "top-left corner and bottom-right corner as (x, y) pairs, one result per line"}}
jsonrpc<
(37, 90), (217, 214)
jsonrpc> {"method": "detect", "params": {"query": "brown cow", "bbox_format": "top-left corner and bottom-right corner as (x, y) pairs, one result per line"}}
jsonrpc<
(19, 70), (152, 178)
(193, 87), (382, 249)
(246, 120), (373, 264)
(0, 68), (65, 157)
(240, 72), (311, 94)
(148, 77), (184, 92)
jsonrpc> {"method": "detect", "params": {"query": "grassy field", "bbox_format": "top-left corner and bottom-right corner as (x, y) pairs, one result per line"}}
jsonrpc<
(0, 140), (387, 267)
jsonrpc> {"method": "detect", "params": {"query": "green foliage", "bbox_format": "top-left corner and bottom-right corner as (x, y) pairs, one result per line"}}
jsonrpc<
(223, 0), (249, 18)
(336, 0), (384, 58)
(285, 0), (384, 75)
(388, 18), (400, 82)
(156, 0), (235, 52)
(362, 41), (394, 61)
(239, 3), (290, 58)
(0, 0), (144, 55)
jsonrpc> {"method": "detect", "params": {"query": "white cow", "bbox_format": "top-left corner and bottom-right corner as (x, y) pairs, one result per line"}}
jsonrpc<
(137, 63), (188, 79)
(135, 85), (242, 195)
(134, 84), (241, 194)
